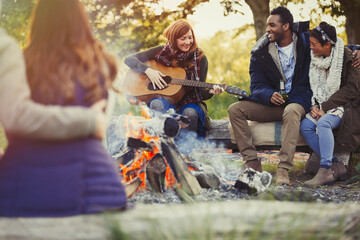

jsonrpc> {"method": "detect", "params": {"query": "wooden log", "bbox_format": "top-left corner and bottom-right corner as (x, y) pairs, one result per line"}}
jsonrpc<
(160, 137), (202, 196)
(207, 119), (312, 152)
(124, 177), (142, 198)
(0, 200), (359, 240)
(146, 153), (167, 193)
(127, 137), (154, 152)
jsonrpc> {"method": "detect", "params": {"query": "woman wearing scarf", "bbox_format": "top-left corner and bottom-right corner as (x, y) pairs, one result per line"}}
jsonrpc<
(125, 19), (224, 138)
(300, 22), (360, 186)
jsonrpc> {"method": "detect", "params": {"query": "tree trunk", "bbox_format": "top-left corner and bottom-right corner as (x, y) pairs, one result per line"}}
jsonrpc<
(245, 0), (269, 40)
(341, 0), (360, 44)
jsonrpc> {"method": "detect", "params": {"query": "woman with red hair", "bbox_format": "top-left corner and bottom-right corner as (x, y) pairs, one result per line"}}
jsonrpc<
(125, 19), (224, 139)
(0, 0), (126, 217)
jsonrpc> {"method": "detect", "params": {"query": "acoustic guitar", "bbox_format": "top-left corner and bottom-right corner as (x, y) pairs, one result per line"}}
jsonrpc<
(122, 60), (247, 104)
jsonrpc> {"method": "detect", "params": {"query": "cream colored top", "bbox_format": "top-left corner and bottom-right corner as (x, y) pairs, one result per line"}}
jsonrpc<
(0, 27), (96, 140)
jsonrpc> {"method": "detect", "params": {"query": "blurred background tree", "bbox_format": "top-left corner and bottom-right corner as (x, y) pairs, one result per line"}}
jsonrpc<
(0, 0), (34, 47)
(221, 0), (360, 43)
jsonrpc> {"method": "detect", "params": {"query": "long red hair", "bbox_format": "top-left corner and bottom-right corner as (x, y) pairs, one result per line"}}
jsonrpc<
(24, 0), (117, 105)
(163, 19), (204, 69)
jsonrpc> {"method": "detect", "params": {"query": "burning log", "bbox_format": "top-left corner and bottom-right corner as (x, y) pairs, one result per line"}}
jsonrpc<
(173, 186), (195, 204)
(127, 137), (154, 152)
(113, 149), (135, 171)
(124, 177), (143, 198)
(107, 108), (204, 196)
(161, 137), (202, 196)
(146, 153), (167, 193)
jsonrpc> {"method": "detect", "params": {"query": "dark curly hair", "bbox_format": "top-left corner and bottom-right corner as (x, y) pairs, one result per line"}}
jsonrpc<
(270, 6), (294, 32)
(309, 21), (337, 46)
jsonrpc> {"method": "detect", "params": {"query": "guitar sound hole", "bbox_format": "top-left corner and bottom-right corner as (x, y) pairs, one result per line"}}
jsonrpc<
(147, 76), (172, 91)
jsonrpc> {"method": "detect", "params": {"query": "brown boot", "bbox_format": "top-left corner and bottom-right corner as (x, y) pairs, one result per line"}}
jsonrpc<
(241, 159), (262, 172)
(304, 168), (335, 187)
(331, 161), (348, 181)
(305, 153), (320, 175)
(276, 168), (290, 185)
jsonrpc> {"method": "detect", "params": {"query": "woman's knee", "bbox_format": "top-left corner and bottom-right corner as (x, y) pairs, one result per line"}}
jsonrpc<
(300, 119), (315, 134)
(300, 119), (318, 138)
(149, 99), (165, 112)
(182, 107), (198, 120)
(318, 115), (340, 129)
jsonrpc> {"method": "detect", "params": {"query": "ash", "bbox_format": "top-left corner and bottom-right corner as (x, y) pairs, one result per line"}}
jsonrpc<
(127, 180), (251, 205)
(128, 178), (360, 205)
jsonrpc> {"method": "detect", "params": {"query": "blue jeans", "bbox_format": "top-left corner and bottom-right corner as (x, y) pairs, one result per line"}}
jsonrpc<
(148, 97), (206, 137)
(300, 114), (341, 168)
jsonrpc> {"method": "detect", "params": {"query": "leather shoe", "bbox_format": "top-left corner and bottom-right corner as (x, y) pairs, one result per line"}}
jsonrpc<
(241, 159), (262, 172)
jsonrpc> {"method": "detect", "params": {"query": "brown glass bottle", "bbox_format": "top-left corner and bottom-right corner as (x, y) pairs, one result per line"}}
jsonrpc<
(279, 79), (287, 107)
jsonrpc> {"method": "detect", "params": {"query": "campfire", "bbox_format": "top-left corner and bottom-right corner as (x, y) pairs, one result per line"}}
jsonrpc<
(109, 105), (204, 198)
(107, 105), (271, 199)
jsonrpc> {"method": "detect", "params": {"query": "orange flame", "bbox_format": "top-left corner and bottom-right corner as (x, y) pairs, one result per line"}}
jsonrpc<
(120, 114), (178, 190)
(140, 104), (152, 119)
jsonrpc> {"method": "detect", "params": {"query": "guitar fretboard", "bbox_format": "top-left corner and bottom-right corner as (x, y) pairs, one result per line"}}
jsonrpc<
(170, 78), (247, 96)
(171, 78), (216, 89)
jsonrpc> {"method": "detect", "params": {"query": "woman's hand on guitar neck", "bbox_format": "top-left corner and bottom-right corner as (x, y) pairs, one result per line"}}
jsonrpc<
(209, 83), (226, 95)
(145, 68), (167, 89)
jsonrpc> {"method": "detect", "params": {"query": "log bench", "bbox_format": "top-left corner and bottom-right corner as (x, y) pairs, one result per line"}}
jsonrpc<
(206, 119), (360, 174)
(106, 116), (358, 173)
(206, 119), (311, 153)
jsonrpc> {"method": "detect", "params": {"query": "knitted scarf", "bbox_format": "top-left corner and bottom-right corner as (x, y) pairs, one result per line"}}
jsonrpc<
(309, 37), (344, 107)
(155, 42), (203, 109)
(155, 42), (201, 82)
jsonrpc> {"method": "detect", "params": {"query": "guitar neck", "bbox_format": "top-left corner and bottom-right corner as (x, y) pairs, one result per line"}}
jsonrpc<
(171, 78), (215, 89)
(170, 78), (247, 97)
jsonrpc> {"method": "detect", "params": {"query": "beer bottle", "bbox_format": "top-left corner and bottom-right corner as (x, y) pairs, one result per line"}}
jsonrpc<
(279, 79), (287, 106)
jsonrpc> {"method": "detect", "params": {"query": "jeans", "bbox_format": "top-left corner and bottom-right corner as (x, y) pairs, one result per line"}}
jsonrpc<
(148, 97), (205, 135)
(300, 114), (341, 168)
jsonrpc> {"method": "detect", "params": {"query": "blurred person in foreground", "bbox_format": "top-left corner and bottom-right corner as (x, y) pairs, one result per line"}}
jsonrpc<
(0, 0), (126, 217)
(0, 1), (107, 154)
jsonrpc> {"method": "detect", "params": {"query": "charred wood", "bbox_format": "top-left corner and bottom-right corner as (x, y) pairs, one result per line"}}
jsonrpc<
(146, 154), (167, 193)
(191, 165), (220, 190)
(124, 177), (143, 198)
(174, 186), (195, 204)
(114, 149), (135, 169)
(235, 168), (272, 193)
(161, 137), (202, 196)
(127, 137), (154, 152)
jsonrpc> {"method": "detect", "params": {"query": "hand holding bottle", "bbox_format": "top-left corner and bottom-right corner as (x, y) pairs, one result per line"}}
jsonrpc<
(279, 79), (287, 106)
(270, 92), (287, 106)
(270, 79), (287, 106)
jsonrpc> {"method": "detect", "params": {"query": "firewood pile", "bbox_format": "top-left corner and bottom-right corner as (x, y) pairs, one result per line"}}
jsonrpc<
(106, 107), (271, 201)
